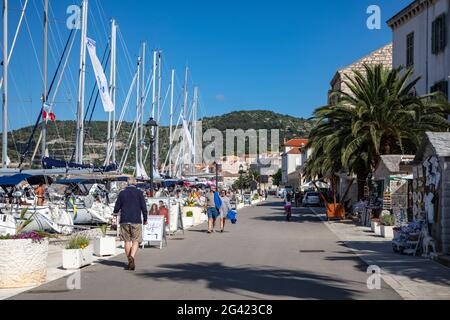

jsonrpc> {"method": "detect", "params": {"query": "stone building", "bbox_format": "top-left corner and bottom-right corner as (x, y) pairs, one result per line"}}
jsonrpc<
(413, 132), (450, 256)
(328, 43), (393, 104)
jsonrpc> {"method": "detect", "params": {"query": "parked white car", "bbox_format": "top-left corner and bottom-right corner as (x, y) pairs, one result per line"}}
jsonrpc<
(303, 192), (321, 207)
(277, 188), (286, 198)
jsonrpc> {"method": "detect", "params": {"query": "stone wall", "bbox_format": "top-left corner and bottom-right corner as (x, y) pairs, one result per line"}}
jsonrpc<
(331, 43), (393, 99)
(441, 158), (450, 254)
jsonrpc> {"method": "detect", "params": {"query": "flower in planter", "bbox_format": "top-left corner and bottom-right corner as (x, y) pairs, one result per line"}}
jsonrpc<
(0, 231), (56, 243)
(66, 236), (90, 250)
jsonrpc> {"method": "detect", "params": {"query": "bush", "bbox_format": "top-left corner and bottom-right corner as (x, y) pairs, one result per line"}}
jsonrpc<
(380, 215), (395, 227)
(66, 236), (90, 250)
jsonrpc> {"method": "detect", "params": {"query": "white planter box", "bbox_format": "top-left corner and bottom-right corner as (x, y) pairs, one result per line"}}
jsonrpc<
(371, 221), (381, 235)
(62, 246), (93, 270)
(236, 203), (245, 210)
(182, 207), (204, 225)
(94, 236), (116, 257)
(0, 239), (48, 288)
(182, 217), (194, 228)
(381, 226), (394, 239)
(169, 205), (180, 232)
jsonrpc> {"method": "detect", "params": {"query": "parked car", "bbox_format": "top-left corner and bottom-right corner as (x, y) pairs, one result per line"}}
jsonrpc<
(277, 188), (286, 198)
(303, 192), (321, 207)
(268, 188), (278, 196)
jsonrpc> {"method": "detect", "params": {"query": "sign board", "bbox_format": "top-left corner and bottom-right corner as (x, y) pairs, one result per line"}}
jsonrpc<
(142, 216), (166, 249)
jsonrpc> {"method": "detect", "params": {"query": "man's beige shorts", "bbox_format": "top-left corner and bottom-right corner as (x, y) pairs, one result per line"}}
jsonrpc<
(120, 224), (143, 243)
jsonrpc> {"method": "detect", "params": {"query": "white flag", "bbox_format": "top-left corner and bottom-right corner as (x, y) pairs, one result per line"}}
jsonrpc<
(181, 114), (195, 156)
(86, 38), (114, 113)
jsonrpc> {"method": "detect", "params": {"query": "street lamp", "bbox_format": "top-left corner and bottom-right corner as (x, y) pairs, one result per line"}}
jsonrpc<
(146, 117), (158, 198)
(239, 164), (244, 197)
(213, 161), (220, 190)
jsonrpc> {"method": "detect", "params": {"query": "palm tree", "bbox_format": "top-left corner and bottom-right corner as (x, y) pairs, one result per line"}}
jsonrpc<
(305, 64), (450, 199)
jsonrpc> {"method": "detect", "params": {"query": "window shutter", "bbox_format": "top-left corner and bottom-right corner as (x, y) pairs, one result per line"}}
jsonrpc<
(442, 14), (447, 50)
(432, 19), (437, 54)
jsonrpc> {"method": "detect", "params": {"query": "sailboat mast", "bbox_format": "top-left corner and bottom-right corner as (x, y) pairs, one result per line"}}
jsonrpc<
(135, 55), (141, 178)
(156, 51), (161, 169)
(182, 66), (189, 174)
(140, 42), (145, 169)
(192, 86), (198, 172)
(2, 0), (8, 168)
(75, 0), (88, 164)
(40, 0), (48, 159)
(108, 19), (117, 164)
(183, 66), (188, 120)
(169, 69), (174, 177)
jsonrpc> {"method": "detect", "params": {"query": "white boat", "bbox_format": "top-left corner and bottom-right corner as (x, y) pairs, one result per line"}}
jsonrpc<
(0, 212), (16, 236)
(65, 197), (113, 225)
(15, 205), (74, 235)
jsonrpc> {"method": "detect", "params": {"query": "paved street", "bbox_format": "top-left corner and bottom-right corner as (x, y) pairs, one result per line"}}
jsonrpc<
(12, 199), (401, 300)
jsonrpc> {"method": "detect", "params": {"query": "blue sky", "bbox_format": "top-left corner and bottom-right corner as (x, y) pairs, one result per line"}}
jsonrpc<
(3, 0), (413, 131)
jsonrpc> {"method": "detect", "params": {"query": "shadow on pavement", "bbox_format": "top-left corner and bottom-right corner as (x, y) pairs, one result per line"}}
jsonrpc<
(330, 241), (450, 286)
(136, 262), (363, 300)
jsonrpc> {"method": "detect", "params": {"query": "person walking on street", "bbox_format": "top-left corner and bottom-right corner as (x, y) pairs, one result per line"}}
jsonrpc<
(285, 191), (293, 221)
(294, 189), (302, 208)
(219, 190), (232, 233)
(113, 177), (148, 271)
(205, 186), (220, 234)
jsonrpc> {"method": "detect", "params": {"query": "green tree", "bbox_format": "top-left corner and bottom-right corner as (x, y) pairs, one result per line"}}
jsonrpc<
(272, 169), (282, 186)
(305, 64), (450, 199)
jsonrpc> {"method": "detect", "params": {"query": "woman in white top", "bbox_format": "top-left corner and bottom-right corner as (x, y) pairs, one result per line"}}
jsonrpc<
(219, 190), (232, 233)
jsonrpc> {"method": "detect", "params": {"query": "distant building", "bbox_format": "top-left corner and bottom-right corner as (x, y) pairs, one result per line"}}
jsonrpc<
(220, 152), (282, 189)
(329, 43), (393, 105)
(388, 0), (449, 101)
(281, 139), (310, 188)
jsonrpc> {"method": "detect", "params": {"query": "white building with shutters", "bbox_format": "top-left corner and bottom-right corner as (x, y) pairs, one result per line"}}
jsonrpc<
(388, 0), (450, 99)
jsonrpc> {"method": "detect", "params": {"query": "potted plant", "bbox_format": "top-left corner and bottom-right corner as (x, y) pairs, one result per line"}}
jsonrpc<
(252, 193), (260, 205)
(94, 224), (116, 257)
(183, 211), (194, 228)
(371, 218), (381, 235)
(0, 231), (49, 288)
(62, 235), (93, 270)
(380, 215), (396, 239)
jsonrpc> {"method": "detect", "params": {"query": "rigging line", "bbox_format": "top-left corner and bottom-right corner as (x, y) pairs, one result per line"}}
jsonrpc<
(48, 2), (79, 121)
(117, 27), (134, 79)
(23, 8), (43, 82)
(94, 0), (109, 40)
(108, 70), (138, 163)
(0, 0), (28, 89)
(19, 29), (76, 168)
(39, 28), (79, 162)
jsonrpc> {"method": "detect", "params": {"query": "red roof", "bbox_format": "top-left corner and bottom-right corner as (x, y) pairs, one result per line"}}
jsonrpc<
(284, 139), (309, 148)
(287, 148), (302, 155)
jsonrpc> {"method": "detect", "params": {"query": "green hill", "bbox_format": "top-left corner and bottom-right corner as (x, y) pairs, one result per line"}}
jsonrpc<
(2, 110), (313, 168)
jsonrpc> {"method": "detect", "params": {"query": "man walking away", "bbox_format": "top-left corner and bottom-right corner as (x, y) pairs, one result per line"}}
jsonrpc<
(114, 177), (148, 271)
